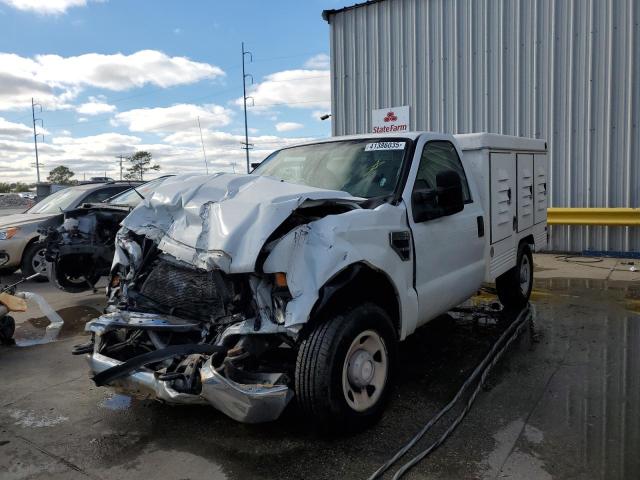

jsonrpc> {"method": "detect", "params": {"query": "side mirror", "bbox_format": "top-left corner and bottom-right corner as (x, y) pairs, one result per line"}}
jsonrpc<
(250, 162), (261, 170)
(436, 170), (464, 216)
(411, 170), (464, 223)
(412, 180), (439, 222)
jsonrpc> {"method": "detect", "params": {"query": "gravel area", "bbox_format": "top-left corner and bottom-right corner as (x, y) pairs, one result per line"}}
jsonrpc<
(0, 193), (34, 209)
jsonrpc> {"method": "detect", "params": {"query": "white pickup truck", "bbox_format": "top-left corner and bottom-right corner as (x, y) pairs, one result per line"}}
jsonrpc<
(80, 131), (547, 428)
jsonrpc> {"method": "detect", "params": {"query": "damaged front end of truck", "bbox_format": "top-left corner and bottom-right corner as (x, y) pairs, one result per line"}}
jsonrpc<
(76, 173), (372, 423)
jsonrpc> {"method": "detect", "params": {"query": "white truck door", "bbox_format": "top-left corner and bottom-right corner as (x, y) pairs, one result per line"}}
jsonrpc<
(517, 154), (534, 231)
(406, 140), (485, 326)
(534, 154), (548, 224)
(490, 153), (516, 243)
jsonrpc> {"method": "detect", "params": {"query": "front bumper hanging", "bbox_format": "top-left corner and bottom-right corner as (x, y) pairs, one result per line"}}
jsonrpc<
(84, 312), (293, 423)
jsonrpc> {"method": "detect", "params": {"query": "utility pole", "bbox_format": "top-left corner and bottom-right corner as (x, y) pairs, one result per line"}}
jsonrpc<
(116, 154), (126, 180)
(31, 98), (44, 183)
(241, 42), (254, 173)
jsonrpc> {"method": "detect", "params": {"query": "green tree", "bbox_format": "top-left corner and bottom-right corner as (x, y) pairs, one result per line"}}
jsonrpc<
(124, 151), (159, 181)
(47, 165), (75, 184)
(0, 183), (10, 193)
(13, 182), (30, 192)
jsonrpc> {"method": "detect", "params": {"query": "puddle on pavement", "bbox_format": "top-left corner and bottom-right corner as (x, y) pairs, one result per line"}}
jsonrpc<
(100, 393), (133, 411)
(13, 305), (100, 347)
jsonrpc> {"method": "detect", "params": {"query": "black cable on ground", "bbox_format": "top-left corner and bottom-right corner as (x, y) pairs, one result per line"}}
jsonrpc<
(367, 307), (533, 480)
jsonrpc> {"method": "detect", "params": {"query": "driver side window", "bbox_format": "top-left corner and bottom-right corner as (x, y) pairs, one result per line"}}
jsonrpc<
(414, 141), (471, 202)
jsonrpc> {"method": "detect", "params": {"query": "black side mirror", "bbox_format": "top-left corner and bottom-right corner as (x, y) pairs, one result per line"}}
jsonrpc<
(412, 179), (439, 222)
(412, 170), (464, 223)
(250, 162), (261, 170)
(436, 170), (464, 216)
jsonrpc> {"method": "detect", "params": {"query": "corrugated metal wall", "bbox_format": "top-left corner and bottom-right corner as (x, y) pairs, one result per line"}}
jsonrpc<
(327, 0), (640, 253)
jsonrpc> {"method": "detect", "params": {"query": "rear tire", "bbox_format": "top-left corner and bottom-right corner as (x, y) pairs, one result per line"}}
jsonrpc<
(295, 302), (397, 431)
(496, 243), (533, 309)
(21, 242), (49, 281)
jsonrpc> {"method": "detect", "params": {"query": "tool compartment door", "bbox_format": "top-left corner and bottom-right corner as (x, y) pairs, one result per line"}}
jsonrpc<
(534, 154), (548, 224)
(516, 154), (534, 231)
(490, 152), (516, 244)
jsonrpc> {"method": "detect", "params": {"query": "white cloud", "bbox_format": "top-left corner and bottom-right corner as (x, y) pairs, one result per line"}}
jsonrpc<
(114, 103), (233, 133)
(275, 122), (304, 132)
(0, 117), (33, 138)
(236, 69), (330, 111)
(0, 50), (224, 111)
(0, 125), (317, 182)
(0, 0), (96, 14)
(75, 95), (116, 115)
(304, 53), (330, 70)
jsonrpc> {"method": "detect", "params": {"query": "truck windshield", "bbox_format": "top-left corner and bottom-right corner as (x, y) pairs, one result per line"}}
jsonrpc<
(253, 139), (410, 198)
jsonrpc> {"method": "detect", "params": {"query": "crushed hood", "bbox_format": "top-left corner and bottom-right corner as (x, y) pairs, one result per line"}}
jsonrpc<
(120, 173), (361, 273)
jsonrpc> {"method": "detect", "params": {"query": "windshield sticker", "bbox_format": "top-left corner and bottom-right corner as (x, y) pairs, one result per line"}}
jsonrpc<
(364, 141), (406, 152)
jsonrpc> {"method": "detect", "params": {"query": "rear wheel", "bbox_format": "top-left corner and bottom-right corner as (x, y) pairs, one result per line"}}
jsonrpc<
(21, 242), (48, 281)
(295, 302), (396, 430)
(496, 243), (533, 309)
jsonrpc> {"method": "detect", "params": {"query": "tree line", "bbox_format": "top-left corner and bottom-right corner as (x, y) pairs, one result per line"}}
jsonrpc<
(3, 151), (161, 189)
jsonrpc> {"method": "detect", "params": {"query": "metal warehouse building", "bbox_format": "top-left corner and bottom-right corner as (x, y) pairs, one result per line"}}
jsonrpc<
(323, 0), (639, 253)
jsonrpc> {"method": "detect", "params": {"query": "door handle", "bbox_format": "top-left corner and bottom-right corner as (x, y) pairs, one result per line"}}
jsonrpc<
(507, 188), (512, 204)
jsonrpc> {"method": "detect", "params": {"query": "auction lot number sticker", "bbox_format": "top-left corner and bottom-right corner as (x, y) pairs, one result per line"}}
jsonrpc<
(364, 141), (406, 152)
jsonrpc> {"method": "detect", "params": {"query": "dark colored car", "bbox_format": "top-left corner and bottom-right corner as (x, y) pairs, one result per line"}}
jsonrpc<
(0, 181), (141, 279)
(42, 176), (173, 292)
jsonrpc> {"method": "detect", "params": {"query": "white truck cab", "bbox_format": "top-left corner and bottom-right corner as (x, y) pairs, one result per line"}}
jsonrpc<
(81, 131), (548, 428)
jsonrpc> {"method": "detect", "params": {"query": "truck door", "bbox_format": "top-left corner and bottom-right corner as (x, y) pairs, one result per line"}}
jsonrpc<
(405, 140), (486, 326)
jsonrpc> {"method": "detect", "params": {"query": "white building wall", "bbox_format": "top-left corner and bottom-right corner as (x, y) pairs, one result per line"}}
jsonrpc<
(326, 0), (640, 253)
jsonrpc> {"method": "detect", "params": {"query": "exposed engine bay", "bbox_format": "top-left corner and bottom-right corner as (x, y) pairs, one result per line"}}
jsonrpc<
(42, 205), (131, 292)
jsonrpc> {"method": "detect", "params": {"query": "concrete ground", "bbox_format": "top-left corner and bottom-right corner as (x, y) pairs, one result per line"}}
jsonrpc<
(0, 254), (639, 479)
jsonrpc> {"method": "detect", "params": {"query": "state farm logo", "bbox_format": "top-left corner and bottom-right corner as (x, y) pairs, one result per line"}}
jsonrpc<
(384, 111), (398, 123)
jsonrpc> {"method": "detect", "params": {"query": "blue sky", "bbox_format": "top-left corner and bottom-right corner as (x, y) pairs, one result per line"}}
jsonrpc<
(0, 0), (346, 182)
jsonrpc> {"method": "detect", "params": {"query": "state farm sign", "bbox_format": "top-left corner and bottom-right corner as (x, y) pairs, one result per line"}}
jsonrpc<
(371, 105), (410, 133)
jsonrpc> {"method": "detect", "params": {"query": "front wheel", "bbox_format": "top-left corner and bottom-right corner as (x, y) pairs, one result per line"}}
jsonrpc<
(496, 243), (534, 309)
(295, 302), (397, 430)
(21, 242), (48, 281)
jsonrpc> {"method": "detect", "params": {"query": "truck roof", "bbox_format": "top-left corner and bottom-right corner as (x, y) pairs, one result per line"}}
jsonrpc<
(454, 133), (547, 152)
(275, 131), (546, 152)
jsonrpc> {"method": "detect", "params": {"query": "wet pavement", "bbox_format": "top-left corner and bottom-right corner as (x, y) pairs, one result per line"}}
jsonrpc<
(0, 260), (639, 479)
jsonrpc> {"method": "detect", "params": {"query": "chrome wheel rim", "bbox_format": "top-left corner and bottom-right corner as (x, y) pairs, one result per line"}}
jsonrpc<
(519, 254), (531, 295)
(31, 248), (47, 275)
(341, 329), (388, 412)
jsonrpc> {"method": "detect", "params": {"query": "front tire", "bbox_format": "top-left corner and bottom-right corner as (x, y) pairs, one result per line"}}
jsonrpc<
(496, 243), (533, 309)
(295, 302), (396, 430)
(21, 242), (48, 281)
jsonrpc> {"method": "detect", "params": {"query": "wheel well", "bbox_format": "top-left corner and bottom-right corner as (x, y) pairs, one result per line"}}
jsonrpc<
(306, 262), (401, 338)
(21, 236), (41, 264)
(520, 234), (535, 251)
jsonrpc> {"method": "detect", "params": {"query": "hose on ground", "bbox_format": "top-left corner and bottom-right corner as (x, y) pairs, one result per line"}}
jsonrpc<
(367, 306), (533, 480)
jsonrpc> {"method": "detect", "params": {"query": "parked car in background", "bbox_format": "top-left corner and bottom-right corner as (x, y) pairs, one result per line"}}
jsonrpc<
(0, 181), (141, 278)
(42, 175), (176, 292)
